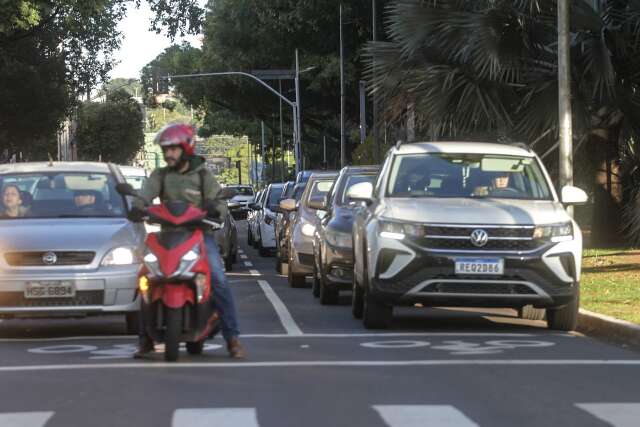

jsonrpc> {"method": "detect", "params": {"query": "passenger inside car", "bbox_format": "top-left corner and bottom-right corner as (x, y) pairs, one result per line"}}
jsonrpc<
(73, 190), (107, 215)
(1, 184), (28, 218)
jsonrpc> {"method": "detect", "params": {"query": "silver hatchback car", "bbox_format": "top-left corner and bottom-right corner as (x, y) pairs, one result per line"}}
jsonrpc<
(0, 162), (145, 332)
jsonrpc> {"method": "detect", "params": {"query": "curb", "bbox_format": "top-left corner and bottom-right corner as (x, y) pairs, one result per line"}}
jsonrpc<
(578, 309), (640, 348)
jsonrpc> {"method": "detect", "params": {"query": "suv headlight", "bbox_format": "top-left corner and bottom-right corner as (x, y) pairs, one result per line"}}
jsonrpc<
(326, 229), (352, 248)
(301, 222), (316, 237)
(378, 220), (425, 240)
(533, 222), (573, 242)
(102, 247), (137, 266)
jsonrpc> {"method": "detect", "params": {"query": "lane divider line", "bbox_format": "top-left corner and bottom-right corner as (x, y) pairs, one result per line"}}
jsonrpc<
(240, 255), (248, 260)
(1, 359), (640, 372)
(172, 408), (259, 427)
(257, 280), (303, 336)
(374, 405), (478, 427)
(249, 270), (260, 276)
(244, 261), (253, 267)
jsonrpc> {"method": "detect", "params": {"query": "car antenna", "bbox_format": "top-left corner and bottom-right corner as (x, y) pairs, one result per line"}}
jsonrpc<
(395, 139), (405, 149)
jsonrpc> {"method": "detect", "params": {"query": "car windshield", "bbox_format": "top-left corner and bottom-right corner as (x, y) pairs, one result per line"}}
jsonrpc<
(387, 153), (552, 200)
(339, 174), (377, 205)
(124, 175), (146, 190)
(0, 172), (126, 219)
(309, 180), (334, 200)
(267, 187), (283, 206)
(230, 186), (254, 196)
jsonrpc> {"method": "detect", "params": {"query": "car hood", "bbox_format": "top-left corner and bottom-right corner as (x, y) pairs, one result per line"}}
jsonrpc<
(0, 218), (141, 253)
(379, 198), (570, 226)
(232, 196), (254, 202)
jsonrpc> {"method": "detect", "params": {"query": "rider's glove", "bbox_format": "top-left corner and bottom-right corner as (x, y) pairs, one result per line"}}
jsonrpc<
(127, 206), (146, 222)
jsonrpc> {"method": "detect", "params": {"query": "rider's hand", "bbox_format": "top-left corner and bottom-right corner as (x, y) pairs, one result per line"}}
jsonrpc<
(204, 200), (220, 219)
(127, 206), (146, 222)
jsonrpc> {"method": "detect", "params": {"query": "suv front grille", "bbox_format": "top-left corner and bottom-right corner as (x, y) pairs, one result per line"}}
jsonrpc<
(0, 291), (104, 307)
(4, 251), (96, 266)
(421, 281), (537, 295)
(416, 225), (542, 252)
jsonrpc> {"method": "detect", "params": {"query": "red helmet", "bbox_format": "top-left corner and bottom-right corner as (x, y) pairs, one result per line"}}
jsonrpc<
(154, 123), (196, 157)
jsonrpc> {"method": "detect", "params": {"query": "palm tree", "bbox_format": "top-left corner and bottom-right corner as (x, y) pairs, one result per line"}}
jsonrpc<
(364, 0), (640, 245)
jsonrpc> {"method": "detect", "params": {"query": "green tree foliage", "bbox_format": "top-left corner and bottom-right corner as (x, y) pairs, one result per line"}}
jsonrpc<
(75, 90), (144, 164)
(365, 0), (640, 245)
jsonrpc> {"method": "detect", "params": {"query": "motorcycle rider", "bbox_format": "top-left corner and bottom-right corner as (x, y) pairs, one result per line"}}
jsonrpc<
(132, 123), (245, 359)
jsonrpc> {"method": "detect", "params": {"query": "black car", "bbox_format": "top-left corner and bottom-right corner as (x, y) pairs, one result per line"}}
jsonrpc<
(311, 166), (379, 304)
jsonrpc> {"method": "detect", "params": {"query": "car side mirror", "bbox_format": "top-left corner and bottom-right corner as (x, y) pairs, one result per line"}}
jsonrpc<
(561, 186), (588, 205)
(347, 181), (374, 205)
(227, 202), (241, 210)
(280, 198), (297, 212)
(116, 183), (136, 197)
(307, 195), (327, 211)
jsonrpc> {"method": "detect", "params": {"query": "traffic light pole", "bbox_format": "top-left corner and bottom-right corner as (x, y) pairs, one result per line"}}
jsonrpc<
(164, 71), (301, 175)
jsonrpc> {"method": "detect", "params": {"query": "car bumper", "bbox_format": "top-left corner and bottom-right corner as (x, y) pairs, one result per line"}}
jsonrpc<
(259, 222), (277, 248)
(0, 265), (140, 316)
(322, 243), (354, 289)
(290, 229), (314, 275)
(367, 236), (580, 309)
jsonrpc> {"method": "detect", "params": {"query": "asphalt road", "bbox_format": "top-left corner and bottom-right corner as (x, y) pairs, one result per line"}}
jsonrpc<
(0, 222), (639, 427)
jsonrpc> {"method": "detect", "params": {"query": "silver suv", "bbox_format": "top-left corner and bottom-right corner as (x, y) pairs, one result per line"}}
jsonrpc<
(350, 142), (587, 331)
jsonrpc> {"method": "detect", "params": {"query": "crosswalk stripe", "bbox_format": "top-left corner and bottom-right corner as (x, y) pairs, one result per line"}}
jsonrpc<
(374, 405), (479, 427)
(172, 408), (259, 427)
(576, 403), (640, 427)
(0, 412), (54, 427)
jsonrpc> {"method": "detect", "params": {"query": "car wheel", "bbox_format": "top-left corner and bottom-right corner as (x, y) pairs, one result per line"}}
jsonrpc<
(351, 275), (364, 319)
(125, 312), (139, 335)
(164, 307), (182, 362)
(312, 263), (321, 298)
(275, 257), (282, 274)
(288, 253), (306, 288)
(231, 251), (237, 264)
(547, 286), (580, 331)
(224, 256), (233, 272)
(247, 228), (253, 245)
(518, 305), (546, 321)
(186, 341), (205, 355)
(319, 274), (339, 305)
(363, 287), (392, 329)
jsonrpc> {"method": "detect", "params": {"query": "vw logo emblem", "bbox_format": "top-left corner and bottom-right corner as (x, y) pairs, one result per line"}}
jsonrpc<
(470, 229), (489, 247)
(42, 251), (58, 265)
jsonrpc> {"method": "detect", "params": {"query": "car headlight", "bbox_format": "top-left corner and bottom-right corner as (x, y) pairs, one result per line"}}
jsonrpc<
(301, 222), (316, 237)
(378, 220), (425, 240)
(102, 247), (137, 266)
(533, 222), (574, 242)
(326, 229), (352, 248)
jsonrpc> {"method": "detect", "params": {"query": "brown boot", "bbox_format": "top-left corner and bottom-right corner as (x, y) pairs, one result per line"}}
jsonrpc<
(227, 337), (246, 359)
(133, 336), (155, 359)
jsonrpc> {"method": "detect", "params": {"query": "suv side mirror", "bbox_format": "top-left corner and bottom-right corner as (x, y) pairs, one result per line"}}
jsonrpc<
(307, 195), (327, 211)
(561, 186), (588, 205)
(347, 181), (374, 205)
(280, 199), (297, 212)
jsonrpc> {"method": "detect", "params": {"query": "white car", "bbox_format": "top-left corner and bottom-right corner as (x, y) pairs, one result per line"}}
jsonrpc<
(254, 183), (285, 257)
(225, 185), (255, 218)
(118, 166), (149, 191)
(351, 141), (588, 331)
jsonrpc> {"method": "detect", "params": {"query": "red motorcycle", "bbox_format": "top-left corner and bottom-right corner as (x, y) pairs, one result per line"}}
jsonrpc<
(118, 184), (221, 362)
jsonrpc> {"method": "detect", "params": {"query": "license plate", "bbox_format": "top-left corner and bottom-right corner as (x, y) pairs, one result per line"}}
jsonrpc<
(24, 281), (75, 299)
(455, 259), (504, 275)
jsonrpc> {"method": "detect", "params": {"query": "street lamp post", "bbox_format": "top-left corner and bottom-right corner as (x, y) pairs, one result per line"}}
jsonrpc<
(339, 3), (346, 168)
(558, 1), (573, 192)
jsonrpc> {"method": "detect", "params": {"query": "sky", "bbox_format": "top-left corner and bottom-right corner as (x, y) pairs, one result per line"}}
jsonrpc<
(110, 2), (204, 79)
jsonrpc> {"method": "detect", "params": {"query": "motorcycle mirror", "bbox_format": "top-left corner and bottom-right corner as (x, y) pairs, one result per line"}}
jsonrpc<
(116, 183), (136, 197)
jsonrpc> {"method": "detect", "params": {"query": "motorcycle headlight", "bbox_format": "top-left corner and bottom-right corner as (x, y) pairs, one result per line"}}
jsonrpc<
(143, 252), (162, 277)
(378, 221), (424, 240)
(301, 222), (316, 237)
(172, 245), (200, 278)
(326, 229), (352, 248)
(533, 222), (573, 242)
(102, 247), (137, 266)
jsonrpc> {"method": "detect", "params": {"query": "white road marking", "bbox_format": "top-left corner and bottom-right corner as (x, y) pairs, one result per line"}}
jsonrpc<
(172, 408), (258, 427)
(238, 249), (245, 254)
(374, 405), (479, 427)
(240, 255), (248, 260)
(576, 403), (640, 427)
(257, 280), (303, 336)
(244, 261), (253, 267)
(1, 359), (640, 372)
(249, 270), (260, 276)
(0, 412), (54, 427)
(0, 332), (564, 343)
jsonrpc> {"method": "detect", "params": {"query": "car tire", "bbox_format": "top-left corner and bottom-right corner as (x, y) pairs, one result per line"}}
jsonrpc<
(363, 287), (392, 329)
(547, 286), (580, 331)
(247, 228), (253, 246)
(125, 312), (139, 335)
(164, 307), (182, 362)
(225, 256), (233, 272)
(312, 263), (321, 298)
(275, 257), (282, 274)
(319, 276), (339, 305)
(231, 251), (237, 264)
(288, 253), (306, 288)
(518, 305), (546, 321)
(186, 341), (204, 355)
(351, 275), (364, 319)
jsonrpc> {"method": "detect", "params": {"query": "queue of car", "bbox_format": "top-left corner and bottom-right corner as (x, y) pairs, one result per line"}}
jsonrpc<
(247, 140), (588, 332)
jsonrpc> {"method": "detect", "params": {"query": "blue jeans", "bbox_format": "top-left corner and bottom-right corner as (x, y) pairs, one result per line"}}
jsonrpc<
(138, 234), (240, 342)
(203, 234), (240, 341)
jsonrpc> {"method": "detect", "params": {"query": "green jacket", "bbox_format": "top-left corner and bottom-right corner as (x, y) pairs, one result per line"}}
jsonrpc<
(138, 156), (228, 221)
